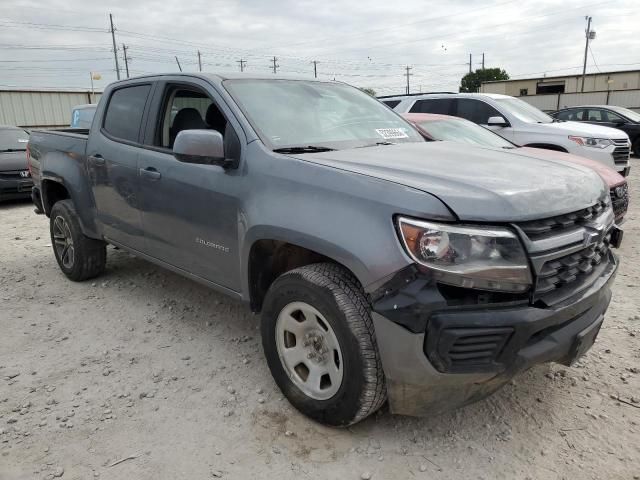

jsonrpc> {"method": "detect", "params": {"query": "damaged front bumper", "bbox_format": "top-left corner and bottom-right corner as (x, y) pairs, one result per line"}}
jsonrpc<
(372, 254), (617, 417)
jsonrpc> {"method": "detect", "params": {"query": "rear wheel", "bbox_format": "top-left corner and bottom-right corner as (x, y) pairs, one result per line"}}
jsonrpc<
(50, 200), (106, 281)
(261, 263), (386, 426)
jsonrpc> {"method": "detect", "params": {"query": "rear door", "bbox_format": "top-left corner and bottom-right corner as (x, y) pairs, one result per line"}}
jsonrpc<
(136, 78), (244, 291)
(409, 98), (455, 115)
(454, 98), (516, 140)
(86, 83), (152, 250)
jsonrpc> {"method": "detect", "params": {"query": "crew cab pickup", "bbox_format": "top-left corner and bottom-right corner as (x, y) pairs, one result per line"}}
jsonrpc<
(28, 74), (622, 426)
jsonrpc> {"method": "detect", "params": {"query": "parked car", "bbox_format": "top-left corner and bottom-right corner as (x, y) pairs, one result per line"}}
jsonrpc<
(403, 113), (629, 222)
(29, 73), (622, 426)
(71, 104), (97, 128)
(0, 125), (32, 202)
(551, 105), (640, 157)
(382, 93), (631, 176)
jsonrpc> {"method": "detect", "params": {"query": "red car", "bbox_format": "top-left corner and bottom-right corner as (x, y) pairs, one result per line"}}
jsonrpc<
(403, 113), (629, 222)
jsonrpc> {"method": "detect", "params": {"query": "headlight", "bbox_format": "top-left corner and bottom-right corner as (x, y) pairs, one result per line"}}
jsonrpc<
(397, 217), (532, 293)
(568, 136), (613, 149)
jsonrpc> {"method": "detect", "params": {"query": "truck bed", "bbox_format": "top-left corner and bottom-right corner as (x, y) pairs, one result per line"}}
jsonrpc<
(28, 128), (89, 186)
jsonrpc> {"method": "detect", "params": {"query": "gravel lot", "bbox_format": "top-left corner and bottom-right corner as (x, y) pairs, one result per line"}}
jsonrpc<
(1, 160), (639, 480)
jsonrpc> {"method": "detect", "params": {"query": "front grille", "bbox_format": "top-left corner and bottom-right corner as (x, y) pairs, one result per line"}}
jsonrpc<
(517, 201), (607, 240)
(612, 138), (629, 146)
(610, 183), (629, 221)
(0, 170), (29, 180)
(535, 233), (611, 296)
(613, 146), (630, 165)
(435, 327), (513, 370)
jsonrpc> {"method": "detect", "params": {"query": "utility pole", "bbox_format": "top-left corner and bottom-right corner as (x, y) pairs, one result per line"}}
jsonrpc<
(109, 13), (120, 80)
(237, 59), (246, 72)
(312, 60), (319, 78)
(581, 16), (594, 93)
(175, 56), (182, 72)
(404, 65), (413, 95)
(482, 53), (485, 70)
(122, 44), (130, 78)
(271, 56), (279, 74)
(468, 53), (472, 73)
(197, 50), (202, 72)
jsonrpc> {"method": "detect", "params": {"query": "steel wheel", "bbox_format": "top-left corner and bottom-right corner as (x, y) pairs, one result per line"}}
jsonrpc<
(52, 215), (75, 269)
(275, 301), (344, 400)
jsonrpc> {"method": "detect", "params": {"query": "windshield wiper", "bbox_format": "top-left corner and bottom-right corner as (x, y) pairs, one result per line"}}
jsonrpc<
(0, 148), (26, 152)
(356, 141), (395, 148)
(273, 146), (336, 154)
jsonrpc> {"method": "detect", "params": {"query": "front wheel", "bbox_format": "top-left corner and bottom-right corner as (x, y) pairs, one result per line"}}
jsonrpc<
(49, 200), (106, 281)
(261, 263), (386, 426)
(633, 138), (640, 158)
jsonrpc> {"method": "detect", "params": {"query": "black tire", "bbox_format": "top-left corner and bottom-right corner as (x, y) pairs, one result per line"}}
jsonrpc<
(261, 263), (386, 426)
(634, 138), (640, 158)
(49, 199), (106, 281)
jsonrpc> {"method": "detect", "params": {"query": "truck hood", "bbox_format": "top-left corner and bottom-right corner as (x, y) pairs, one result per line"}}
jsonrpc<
(519, 147), (625, 188)
(0, 151), (28, 172)
(298, 141), (606, 222)
(535, 121), (629, 140)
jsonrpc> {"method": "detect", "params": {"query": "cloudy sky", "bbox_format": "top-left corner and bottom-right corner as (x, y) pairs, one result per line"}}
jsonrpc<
(0, 0), (637, 95)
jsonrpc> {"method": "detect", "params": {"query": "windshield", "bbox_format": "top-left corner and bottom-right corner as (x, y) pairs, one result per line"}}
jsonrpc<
(493, 96), (553, 124)
(224, 79), (423, 150)
(0, 128), (29, 151)
(418, 118), (514, 148)
(609, 105), (640, 123)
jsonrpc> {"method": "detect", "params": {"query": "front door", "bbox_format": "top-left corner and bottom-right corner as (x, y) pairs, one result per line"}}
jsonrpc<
(87, 83), (152, 250)
(137, 82), (243, 291)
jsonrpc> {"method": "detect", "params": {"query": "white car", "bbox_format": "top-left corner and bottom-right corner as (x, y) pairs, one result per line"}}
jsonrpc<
(382, 93), (631, 175)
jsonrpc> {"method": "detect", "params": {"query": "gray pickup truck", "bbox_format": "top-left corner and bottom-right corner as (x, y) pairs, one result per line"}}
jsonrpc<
(28, 73), (622, 426)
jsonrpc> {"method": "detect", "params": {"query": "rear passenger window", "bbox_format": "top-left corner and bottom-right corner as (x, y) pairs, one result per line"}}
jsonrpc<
(103, 84), (151, 142)
(410, 99), (454, 114)
(382, 100), (400, 109)
(456, 99), (502, 124)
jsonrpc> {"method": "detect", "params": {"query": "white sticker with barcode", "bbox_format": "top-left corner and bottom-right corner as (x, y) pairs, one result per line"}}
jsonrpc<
(375, 128), (409, 139)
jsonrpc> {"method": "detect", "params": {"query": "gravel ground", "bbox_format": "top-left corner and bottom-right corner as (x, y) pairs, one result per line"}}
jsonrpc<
(1, 160), (639, 480)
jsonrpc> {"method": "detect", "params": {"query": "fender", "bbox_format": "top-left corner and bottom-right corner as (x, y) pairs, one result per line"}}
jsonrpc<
(240, 225), (373, 301)
(40, 155), (100, 238)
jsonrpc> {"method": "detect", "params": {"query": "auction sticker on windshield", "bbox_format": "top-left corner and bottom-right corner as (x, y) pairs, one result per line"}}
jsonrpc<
(375, 128), (409, 139)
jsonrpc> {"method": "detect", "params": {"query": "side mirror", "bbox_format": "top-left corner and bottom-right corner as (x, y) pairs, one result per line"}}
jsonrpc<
(173, 129), (237, 169)
(613, 120), (627, 127)
(487, 116), (509, 127)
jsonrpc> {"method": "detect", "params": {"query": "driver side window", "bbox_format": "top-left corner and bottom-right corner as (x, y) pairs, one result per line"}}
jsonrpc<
(155, 87), (228, 149)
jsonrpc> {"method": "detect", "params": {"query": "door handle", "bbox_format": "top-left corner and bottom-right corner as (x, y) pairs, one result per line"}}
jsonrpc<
(88, 154), (105, 166)
(140, 167), (161, 180)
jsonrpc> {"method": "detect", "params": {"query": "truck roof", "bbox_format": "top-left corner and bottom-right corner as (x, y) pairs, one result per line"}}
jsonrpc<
(109, 72), (331, 85)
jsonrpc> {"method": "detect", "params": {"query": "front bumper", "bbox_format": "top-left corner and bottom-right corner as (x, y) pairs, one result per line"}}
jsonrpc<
(0, 176), (33, 201)
(372, 254), (617, 417)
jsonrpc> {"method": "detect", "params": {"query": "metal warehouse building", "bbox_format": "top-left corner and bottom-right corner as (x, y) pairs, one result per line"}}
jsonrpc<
(480, 69), (640, 112)
(0, 88), (102, 129)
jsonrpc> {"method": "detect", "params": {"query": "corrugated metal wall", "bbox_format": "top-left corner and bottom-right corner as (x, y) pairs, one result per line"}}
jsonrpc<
(0, 90), (102, 128)
(519, 89), (640, 112)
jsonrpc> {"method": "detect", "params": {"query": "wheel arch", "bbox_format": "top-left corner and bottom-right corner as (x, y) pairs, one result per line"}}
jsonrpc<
(243, 227), (370, 312)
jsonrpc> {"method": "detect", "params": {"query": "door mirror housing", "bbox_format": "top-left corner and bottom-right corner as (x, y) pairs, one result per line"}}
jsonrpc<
(613, 119), (627, 127)
(487, 116), (509, 127)
(173, 129), (237, 169)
